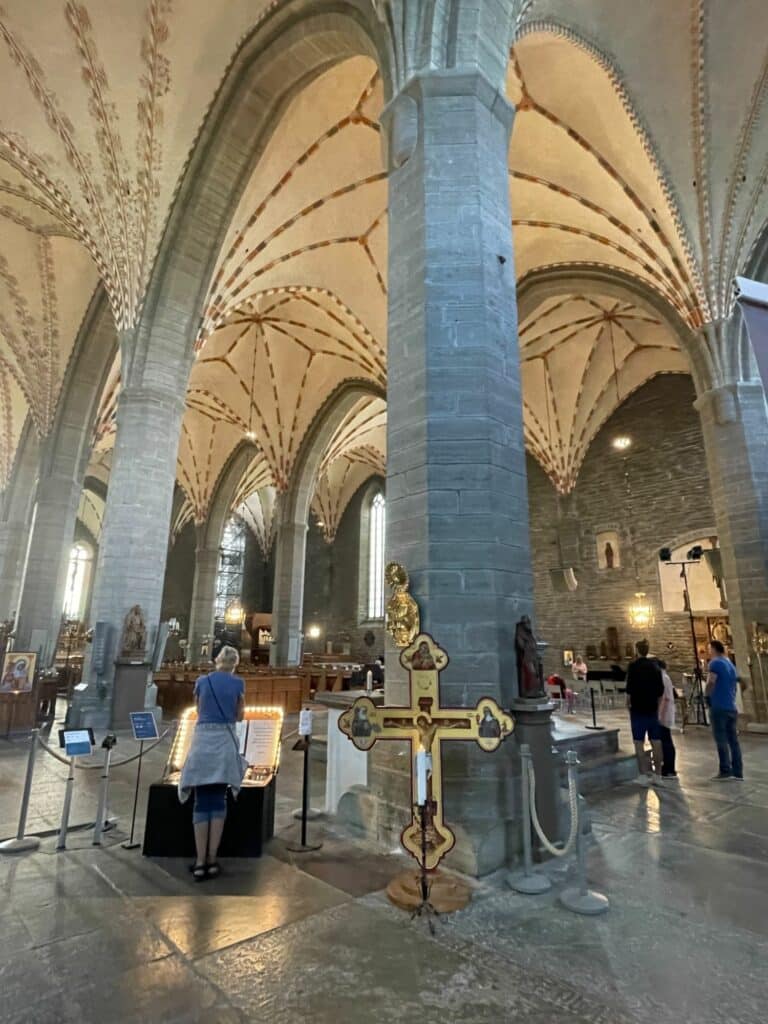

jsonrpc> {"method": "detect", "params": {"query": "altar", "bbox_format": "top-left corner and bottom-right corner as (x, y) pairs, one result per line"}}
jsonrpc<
(142, 705), (283, 857)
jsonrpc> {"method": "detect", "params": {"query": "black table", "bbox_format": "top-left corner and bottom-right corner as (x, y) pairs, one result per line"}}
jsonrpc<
(142, 779), (276, 857)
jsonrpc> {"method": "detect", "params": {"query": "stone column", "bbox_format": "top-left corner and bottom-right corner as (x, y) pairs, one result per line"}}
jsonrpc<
(269, 519), (307, 666)
(696, 381), (768, 721)
(71, 384), (185, 727)
(0, 521), (31, 622)
(379, 70), (540, 873)
(14, 466), (82, 663)
(187, 540), (220, 662)
(0, 427), (42, 623)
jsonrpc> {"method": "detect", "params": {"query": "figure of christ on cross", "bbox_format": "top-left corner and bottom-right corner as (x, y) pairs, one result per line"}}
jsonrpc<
(339, 633), (514, 870)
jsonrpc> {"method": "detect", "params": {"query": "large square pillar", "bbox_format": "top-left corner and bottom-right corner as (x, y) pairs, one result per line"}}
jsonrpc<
(380, 70), (535, 872)
(696, 381), (768, 721)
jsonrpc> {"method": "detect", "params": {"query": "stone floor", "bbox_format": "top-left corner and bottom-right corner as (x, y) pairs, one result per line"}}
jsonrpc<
(1, 704), (767, 1023)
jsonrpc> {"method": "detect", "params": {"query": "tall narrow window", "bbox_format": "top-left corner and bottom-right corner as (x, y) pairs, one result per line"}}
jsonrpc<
(62, 542), (92, 620)
(368, 493), (385, 619)
(214, 516), (246, 620)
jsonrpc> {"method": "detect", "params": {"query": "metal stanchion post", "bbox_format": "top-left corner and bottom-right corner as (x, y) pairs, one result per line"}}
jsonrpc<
(585, 686), (605, 730)
(508, 744), (551, 894)
(92, 736), (116, 846)
(56, 756), (76, 851)
(121, 740), (144, 850)
(0, 729), (41, 854)
(287, 711), (322, 853)
(560, 754), (610, 916)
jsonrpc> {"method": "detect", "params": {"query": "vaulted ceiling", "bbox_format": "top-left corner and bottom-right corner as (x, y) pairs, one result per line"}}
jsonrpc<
(2, 1), (767, 521)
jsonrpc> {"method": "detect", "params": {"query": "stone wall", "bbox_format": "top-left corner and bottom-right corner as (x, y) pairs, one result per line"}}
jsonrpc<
(302, 480), (386, 662)
(528, 374), (717, 681)
(242, 529), (274, 616)
(160, 522), (196, 633)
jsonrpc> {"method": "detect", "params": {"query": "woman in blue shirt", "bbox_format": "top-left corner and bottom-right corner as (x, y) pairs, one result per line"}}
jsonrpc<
(705, 640), (744, 781)
(179, 645), (246, 879)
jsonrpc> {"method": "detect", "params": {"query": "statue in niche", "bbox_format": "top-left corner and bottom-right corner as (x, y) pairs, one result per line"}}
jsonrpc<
(596, 530), (621, 570)
(121, 605), (147, 657)
(515, 615), (546, 699)
(385, 562), (420, 648)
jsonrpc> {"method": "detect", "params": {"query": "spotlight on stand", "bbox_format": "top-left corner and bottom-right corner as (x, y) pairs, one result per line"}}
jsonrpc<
(658, 545), (708, 725)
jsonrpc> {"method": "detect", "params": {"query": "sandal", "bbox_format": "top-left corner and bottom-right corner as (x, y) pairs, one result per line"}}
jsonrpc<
(205, 862), (221, 879)
(192, 864), (207, 882)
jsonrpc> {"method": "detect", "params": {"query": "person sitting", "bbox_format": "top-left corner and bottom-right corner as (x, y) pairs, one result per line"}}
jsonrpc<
(547, 673), (575, 713)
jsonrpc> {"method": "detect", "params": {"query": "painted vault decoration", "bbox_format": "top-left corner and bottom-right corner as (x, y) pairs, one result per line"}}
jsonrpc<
(339, 633), (514, 870)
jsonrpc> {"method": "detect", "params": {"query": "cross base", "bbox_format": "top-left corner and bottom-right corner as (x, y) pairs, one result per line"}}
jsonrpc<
(386, 868), (472, 923)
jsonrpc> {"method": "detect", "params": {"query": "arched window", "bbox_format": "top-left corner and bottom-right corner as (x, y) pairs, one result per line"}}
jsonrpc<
(367, 493), (385, 620)
(62, 542), (93, 620)
(214, 516), (246, 620)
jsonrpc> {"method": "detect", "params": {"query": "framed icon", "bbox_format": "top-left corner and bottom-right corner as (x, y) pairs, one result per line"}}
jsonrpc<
(0, 651), (36, 693)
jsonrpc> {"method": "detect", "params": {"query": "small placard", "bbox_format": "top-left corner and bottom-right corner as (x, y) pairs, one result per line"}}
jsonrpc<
(129, 711), (159, 741)
(59, 728), (95, 757)
(298, 708), (313, 737)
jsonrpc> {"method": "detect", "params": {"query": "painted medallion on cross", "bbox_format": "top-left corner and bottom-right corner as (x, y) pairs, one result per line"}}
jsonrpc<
(338, 633), (513, 870)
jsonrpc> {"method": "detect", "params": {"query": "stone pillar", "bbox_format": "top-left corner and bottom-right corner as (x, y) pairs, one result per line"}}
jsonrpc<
(0, 426), (42, 623)
(379, 70), (540, 873)
(71, 384), (185, 727)
(269, 519), (307, 666)
(0, 520), (31, 622)
(14, 467), (82, 664)
(696, 381), (768, 721)
(187, 541), (220, 662)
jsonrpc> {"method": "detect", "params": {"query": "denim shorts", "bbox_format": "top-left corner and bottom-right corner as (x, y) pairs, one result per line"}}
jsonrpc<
(630, 713), (661, 742)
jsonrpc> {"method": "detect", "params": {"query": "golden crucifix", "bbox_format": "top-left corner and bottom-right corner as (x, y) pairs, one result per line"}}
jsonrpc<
(338, 633), (513, 870)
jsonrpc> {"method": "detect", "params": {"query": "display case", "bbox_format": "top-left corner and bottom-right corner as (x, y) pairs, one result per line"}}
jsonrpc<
(143, 704), (284, 858)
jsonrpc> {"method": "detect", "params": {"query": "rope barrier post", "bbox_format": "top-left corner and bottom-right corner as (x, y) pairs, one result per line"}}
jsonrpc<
(508, 744), (551, 894)
(56, 755), (76, 851)
(287, 709), (322, 853)
(0, 729), (41, 854)
(121, 740), (144, 850)
(585, 686), (605, 730)
(92, 735), (116, 846)
(560, 751), (610, 916)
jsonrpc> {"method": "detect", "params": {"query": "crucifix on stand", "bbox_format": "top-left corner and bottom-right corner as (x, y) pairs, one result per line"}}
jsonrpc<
(339, 633), (513, 924)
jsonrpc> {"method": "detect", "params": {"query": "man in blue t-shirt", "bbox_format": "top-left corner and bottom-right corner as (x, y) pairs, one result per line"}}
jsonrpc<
(705, 640), (744, 780)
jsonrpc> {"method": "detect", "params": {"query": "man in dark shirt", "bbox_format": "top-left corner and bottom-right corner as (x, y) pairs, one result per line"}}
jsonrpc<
(625, 639), (665, 784)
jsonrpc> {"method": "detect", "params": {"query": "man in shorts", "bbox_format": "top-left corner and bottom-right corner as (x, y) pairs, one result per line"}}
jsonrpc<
(625, 639), (664, 784)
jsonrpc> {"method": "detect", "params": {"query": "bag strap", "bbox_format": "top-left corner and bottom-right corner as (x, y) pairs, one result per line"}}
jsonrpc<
(206, 674), (242, 757)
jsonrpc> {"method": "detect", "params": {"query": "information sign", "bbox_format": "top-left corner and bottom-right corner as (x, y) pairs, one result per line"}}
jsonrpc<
(129, 711), (159, 741)
(59, 728), (95, 757)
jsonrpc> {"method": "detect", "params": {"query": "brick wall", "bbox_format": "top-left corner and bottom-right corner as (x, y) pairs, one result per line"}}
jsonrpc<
(528, 373), (716, 680)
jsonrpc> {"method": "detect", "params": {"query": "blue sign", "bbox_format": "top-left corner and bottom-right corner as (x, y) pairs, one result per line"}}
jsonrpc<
(60, 729), (93, 757)
(129, 711), (159, 741)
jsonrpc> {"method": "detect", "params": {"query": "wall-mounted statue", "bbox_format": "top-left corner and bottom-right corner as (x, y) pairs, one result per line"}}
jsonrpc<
(385, 562), (420, 648)
(121, 605), (147, 658)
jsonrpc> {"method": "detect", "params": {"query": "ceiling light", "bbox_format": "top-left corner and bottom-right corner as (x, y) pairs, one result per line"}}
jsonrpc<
(612, 436), (631, 451)
(307, 625), (321, 639)
(245, 430), (256, 441)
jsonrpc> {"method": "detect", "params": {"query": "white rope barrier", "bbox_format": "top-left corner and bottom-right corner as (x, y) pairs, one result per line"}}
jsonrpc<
(528, 749), (579, 858)
(35, 730), (170, 770)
